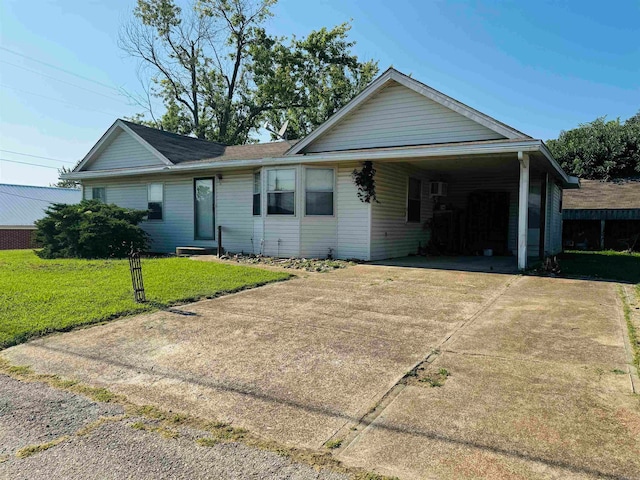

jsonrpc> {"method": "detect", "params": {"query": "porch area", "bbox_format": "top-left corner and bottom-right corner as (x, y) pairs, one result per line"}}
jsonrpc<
(372, 146), (573, 270)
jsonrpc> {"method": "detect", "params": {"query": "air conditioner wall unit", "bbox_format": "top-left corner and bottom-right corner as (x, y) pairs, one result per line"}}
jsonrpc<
(429, 181), (448, 197)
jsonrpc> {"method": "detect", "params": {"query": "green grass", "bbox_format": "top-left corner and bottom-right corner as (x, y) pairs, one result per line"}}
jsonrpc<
(559, 250), (640, 284)
(0, 250), (290, 349)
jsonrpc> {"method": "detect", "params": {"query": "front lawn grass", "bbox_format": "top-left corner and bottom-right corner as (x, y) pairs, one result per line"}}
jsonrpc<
(559, 250), (640, 284)
(0, 250), (290, 349)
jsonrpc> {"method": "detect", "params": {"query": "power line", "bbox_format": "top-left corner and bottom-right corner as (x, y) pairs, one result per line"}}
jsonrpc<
(0, 157), (64, 169)
(0, 46), (122, 93)
(0, 83), (123, 118)
(0, 149), (76, 164)
(0, 60), (130, 104)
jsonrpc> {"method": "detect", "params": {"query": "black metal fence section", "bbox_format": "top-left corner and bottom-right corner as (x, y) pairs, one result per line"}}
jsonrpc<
(128, 250), (146, 303)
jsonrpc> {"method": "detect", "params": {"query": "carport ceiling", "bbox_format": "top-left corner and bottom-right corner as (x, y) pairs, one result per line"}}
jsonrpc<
(408, 153), (518, 174)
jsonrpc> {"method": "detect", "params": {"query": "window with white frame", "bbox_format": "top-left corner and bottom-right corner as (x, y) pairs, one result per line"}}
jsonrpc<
(253, 171), (261, 216)
(267, 169), (295, 215)
(147, 183), (163, 220)
(92, 187), (106, 203)
(407, 178), (421, 223)
(305, 168), (334, 216)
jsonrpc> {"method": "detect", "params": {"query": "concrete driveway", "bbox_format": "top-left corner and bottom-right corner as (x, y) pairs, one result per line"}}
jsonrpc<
(3, 264), (638, 479)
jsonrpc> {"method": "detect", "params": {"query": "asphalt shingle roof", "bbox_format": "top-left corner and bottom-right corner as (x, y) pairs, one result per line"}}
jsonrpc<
(121, 120), (293, 165)
(0, 184), (82, 227)
(563, 178), (640, 210)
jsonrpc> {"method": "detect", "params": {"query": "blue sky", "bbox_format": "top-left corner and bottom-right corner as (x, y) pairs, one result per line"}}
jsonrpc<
(0, 0), (638, 186)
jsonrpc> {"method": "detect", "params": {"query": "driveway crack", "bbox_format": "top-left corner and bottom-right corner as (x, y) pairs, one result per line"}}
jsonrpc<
(331, 274), (521, 454)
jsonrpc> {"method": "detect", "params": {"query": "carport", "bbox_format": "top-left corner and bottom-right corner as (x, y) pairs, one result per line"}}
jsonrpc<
(394, 143), (579, 269)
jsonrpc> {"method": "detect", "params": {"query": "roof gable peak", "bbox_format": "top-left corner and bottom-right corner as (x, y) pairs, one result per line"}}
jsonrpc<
(287, 67), (529, 155)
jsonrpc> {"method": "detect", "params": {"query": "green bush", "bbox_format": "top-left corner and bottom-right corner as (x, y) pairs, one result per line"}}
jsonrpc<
(35, 200), (149, 259)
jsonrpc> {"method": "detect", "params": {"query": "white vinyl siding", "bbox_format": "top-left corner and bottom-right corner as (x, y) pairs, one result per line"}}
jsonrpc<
(263, 218), (300, 257)
(82, 170), (254, 254)
(215, 171), (254, 254)
(252, 217), (264, 254)
(370, 163), (431, 260)
(335, 164), (370, 260)
(300, 220), (338, 258)
(85, 128), (163, 171)
(304, 81), (505, 153)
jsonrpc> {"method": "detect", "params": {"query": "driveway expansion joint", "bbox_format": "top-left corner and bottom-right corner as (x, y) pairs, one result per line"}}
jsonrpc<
(331, 275), (520, 454)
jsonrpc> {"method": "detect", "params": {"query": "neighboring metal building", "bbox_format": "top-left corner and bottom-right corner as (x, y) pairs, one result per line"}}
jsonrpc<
(563, 179), (640, 251)
(0, 184), (82, 249)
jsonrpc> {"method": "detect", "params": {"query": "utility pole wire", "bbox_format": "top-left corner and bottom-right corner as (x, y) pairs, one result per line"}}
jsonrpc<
(0, 83), (124, 118)
(0, 60), (131, 104)
(0, 158), (64, 169)
(0, 149), (76, 164)
(0, 46), (123, 93)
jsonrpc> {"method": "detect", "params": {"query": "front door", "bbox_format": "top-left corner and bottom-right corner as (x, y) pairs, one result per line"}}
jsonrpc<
(194, 178), (215, 240)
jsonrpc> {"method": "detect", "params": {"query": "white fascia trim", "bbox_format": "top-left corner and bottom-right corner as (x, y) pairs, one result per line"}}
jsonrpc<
(73, 119), (173, 172)
(287, 68), (527, 155)
(0, 225), (36, 229)
(538, 142), (580, 189)
(64, 140), (546, 180)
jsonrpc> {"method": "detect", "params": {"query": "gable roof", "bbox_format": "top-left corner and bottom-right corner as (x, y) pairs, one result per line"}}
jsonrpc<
(120, 120), (226, 164)
(563, 178), (640, 210)
(0, 184), (82, 227)
(287, 68), (530, 155)
(75, 119), (292, 172)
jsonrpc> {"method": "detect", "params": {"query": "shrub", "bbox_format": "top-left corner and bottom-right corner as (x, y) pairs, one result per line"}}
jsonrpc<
(35, 200), (149, 259)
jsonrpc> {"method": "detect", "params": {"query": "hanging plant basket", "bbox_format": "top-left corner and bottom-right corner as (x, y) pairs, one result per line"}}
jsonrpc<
(352, 161), (379, 203)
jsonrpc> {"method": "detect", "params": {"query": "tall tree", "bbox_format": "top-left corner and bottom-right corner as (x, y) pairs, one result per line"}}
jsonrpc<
(251, 23), (378, 140)
(120, 0), (377, 144)
(547, 112), (640, 180)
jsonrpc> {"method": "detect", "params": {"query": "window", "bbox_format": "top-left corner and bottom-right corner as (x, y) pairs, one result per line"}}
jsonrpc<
(147, 183), (163, 220)
(194, 178), (215, 239)
(267, 169), (295, 215)
(407, 178), (421, 223)
(305, 168), (334, 216)
(253, 172), (261, 216)
(92, 187), (106, 203)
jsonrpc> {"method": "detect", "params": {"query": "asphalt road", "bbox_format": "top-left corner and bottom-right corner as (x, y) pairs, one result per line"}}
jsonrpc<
(0, 374), (347, 480)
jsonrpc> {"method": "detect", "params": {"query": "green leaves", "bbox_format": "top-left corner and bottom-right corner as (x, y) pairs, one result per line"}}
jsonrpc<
(35, 200), (149, 259)
(121, 1), (378, 145)
(547, 112), (640, 180)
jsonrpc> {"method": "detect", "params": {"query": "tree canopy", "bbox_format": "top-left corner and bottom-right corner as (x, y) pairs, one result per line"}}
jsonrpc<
(120, 0), (378, 144)
(546, 112), (640, 180)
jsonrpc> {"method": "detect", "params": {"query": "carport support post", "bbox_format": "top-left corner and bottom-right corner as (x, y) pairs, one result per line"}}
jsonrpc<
(600, 220), (606, 250)
(517, 152), (530, 270)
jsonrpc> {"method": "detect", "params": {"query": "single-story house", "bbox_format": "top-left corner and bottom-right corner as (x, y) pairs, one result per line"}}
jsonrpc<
(0, 183), (82, 250)
(563, 178), (640, 251)
(64, 68), (579, 269)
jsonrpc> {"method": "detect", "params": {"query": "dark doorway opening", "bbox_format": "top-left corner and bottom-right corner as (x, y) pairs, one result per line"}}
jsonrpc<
(465, 191), (510, 255)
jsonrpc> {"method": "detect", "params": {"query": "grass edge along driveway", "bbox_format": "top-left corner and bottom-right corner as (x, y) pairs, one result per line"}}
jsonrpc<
(0, 250), (290, 349)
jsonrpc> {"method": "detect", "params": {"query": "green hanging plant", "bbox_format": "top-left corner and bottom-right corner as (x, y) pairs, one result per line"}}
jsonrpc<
(352, 161), (379, 203)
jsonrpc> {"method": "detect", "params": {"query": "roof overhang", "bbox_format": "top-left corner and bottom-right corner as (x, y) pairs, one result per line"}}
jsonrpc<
(63, 138), (578, 188)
